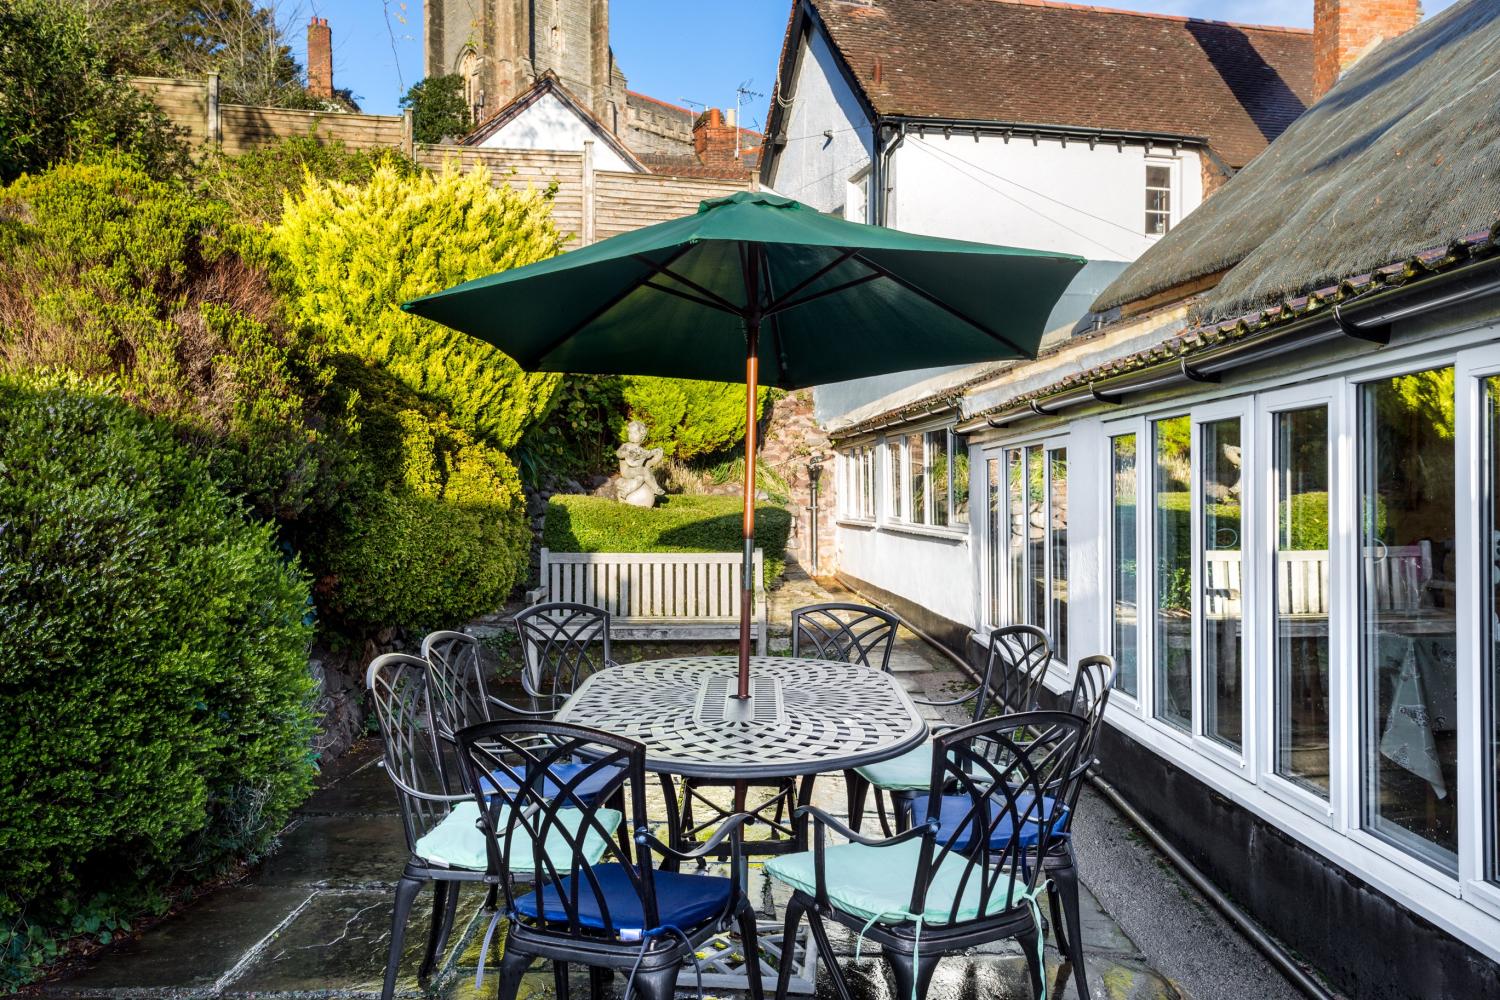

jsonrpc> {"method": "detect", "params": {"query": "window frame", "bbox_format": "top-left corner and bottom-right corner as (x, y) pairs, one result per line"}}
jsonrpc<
(1144, 156), (1179, 237)
(880, 423), (968, 539)
(1105, 416), (1148, 706)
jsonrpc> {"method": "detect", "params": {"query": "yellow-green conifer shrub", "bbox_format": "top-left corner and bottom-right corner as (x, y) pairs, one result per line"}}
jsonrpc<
(620, 376), (769, 460)
(271, 161), (566, 449)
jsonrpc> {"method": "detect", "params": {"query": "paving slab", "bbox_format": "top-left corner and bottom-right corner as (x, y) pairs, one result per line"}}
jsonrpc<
(299, 754), (401, 817)
(253, 814), (412, 889)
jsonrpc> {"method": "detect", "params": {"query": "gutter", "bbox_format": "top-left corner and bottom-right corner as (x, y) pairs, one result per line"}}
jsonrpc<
(882, 114), (1206, 152)
(970, 253), (1500, 431)
(828, 397), (957, 444)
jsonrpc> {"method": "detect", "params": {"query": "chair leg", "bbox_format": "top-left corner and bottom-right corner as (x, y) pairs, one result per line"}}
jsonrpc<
(805, 909), (857, 1000)
(1053, 860), (1089, 1000)
(737, 899), (766, 1000)
(1017, 919), (1045, 1000)
(887, 949), (942, 1000)
(418, 880), (449, 981)
(774, 896), (806, 1000)
(629, 965), (679, 1000)
(497, 945), (534, 1000)
(553, 959), (571, 1000)
(844, 769), (868, 832)
(588, 965), (610, 1000)
(381, 875), (424, 1000)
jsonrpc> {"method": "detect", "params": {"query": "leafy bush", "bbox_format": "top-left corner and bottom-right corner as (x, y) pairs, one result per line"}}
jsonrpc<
(621, 376), (769, 460)
(0, 0), (188, 183)
(0, 376), (315, 953)
(542, 494), (791, 584)
(401, 75), (473, 144)
(515, 374), (627, 485)
(195, 136), (417, 225)
(0, 157), (341, 522)
(270, 161), (566, 449)
(304, 359), (531, 632)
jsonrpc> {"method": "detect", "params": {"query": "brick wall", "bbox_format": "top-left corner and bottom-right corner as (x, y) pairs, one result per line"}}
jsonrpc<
(759, 389), (837, 577)
(306, 17), (333, 99)
(1313, 0), (1420, 98)
(694, 108), (745, 171)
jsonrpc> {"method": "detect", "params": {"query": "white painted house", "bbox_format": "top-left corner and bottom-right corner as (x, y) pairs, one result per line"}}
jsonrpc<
(789, 1), (1500, 996)
(463, 71), (647, 173)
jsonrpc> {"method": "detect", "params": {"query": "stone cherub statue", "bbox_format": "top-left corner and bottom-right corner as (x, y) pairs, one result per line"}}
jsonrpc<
(615, 420), (665, 507)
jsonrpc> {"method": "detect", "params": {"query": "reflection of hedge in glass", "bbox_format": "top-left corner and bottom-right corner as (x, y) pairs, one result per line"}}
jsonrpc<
(0, 377), (315, 934)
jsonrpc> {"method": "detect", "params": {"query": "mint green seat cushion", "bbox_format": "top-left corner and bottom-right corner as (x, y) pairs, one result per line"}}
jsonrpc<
(414, 801), (621, 872)
(855, 744), (934, 791)
(764, 838), (1031, 925)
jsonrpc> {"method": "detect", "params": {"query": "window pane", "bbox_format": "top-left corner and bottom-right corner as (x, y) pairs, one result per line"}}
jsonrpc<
(1275, 407), (1331, 796)
(1112, 434), (1139, 697)
(953, 441), (970, 526)
(987, 458), (1002, 627)
(1486, 378), (1500, 882)
(1146, 165), (1171, 187)
(1202, 418), (1243, 751)
(1359, 368), (1457, 870)
(1026, 445), (1046, 632)
(1007, 448), (1025, 624)
(908, 433), (926, 524)
(1146, 189), (1170, 213)
(1154, 416), (1192, 730)
(928, 430), (950, 527)
(861, 448), (874, 518)
(888, 440), (902, 520)
(1146, 212), (1170, 236)
(1049, 448), (1068, 662)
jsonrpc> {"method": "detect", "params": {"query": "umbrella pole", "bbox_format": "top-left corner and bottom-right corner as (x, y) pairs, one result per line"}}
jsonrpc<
(736, 319), (760, 701)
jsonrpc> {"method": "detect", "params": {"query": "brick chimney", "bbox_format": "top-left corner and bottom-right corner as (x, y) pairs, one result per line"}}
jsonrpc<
(307, 17), (333, 99)
(1313, 0), (1421, 98)
(694, 108), (743, 168)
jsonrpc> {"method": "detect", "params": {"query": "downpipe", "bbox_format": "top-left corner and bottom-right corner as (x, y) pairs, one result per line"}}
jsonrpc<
(836, 580), (1336, 1000)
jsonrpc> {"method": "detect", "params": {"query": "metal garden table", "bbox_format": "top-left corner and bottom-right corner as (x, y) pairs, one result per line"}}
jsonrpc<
(554, 654), (929, 994)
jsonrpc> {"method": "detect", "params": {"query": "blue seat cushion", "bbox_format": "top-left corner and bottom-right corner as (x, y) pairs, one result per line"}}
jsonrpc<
(766, 838), (1032, 926)
(482, 761), (624, 806)
(514, 864), (733, 938)
(934, 793), (1068, 852)
(413, 801), (621, 871)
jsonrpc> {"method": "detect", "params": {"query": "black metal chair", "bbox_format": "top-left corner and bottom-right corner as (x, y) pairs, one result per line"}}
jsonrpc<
(456, 719), (765, 1000)
(847, 624), (1051, 835)
(766, 712), (1087, 1000)
(790, 602), (900, 671)
(512, 602), (615, 716)
(366, 653), (492, 1000)
(1043, 654), (1117, 1000)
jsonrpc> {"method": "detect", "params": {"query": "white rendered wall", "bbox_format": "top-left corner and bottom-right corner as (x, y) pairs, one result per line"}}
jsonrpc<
(891, 132), (1204, 260)
(475, 92), (636, 172)
(763, 28), (875, 216)
(837, 522), (974, 628)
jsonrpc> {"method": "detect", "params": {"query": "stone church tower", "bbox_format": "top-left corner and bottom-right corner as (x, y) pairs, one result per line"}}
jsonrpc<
(425, 0), (629, 133)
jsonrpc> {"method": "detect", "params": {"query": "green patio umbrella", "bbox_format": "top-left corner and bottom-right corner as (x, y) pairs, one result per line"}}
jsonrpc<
(404, 191), (1084, 700)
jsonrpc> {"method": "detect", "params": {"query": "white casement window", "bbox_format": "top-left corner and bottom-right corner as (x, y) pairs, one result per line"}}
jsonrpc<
(838, 446), (875, 521)
(1145, 159), (1176, 236)
(886, 427), (967, 531)
(1110, 431), (1141, 698)
(983, 437), (1068, 658)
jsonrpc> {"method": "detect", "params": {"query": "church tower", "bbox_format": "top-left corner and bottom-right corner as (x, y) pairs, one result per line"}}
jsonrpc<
(424, 0), (626, 131)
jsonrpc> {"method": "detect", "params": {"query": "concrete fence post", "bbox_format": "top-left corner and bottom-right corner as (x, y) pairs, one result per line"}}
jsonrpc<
(401, 108), (415, 159)
(582, 140), (597, 245)
(206, 72), (221, 145)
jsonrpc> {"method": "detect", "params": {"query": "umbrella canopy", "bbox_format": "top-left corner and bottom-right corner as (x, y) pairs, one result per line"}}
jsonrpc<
(404, 191), (1085, 700)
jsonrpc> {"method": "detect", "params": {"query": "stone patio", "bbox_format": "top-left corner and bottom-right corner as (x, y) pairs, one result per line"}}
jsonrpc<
(42, 575), (1299, 1000)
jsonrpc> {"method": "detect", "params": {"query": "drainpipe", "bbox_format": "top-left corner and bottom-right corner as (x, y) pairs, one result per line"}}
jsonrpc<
(872, 121), (905, 226)
(806, 454), (824, 575)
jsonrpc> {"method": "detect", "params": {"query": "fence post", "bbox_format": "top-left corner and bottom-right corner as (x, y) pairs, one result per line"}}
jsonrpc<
(401, 108), (415, 159)
(581, 140), (596, 245)
(206, 72), (221, 146)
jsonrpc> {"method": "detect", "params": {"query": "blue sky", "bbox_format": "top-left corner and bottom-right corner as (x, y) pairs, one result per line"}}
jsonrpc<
(291, 0), (1459, 120)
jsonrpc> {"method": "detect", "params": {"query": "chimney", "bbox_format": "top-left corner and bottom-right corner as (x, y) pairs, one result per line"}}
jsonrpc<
(694, 108), (743, 168)
(1313, 0), (1420, 98)
(307, 17), (333, 99)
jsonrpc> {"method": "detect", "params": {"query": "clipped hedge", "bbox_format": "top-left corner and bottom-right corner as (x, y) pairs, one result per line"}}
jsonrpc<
(0, 376), (315, 929)
(542, 494), (791, 584)
(270, 161), (566, 449)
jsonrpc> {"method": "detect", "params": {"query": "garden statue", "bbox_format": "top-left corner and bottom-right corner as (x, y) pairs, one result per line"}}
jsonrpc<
(616, 420), (665, 507)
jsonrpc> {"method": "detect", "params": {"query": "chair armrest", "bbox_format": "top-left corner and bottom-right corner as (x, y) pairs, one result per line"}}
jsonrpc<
(914, 686), (981, 709)
(376, 761), (473, 804)
(792, 804), (932, 848)
(635, 811), (753, 862)
(484, 693), (555, 718)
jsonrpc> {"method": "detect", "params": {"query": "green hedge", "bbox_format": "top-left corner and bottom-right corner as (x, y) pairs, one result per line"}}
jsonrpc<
(542, 494), (791, 584)
(0, 377), (315, 957)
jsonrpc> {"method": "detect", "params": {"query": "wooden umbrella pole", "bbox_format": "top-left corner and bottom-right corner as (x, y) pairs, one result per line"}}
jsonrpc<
(736, 318), (760, 701)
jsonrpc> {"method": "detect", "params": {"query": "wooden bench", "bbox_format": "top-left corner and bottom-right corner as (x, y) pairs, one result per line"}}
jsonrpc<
(526, 549), (768, 653)
(1203, 542), (1434, 619)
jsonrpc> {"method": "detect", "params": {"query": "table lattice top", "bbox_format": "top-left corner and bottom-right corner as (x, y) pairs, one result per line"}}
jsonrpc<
(554, 656), (928, 779)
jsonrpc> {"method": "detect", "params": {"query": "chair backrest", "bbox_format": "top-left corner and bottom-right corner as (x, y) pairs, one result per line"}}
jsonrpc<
(987, 624), (1051, 714)
(366, 653), (452, 854)
(912, 712), (1085, 925)
(1058, 655), (1117, 823)
(790, 602), (899, 670)
(421, 630), (492, 745)
(456, 720), (664, 939)
(512, 602), (612, 714)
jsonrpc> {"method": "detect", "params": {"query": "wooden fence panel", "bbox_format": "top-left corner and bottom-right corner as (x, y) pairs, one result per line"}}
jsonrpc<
(593, 171), (749, 241)
(129, 77), (212, 146)
(218, 105), (403, 154)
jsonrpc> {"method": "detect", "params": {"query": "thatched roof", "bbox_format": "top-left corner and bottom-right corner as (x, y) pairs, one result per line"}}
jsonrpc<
(1093, 0), (1500, 321)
